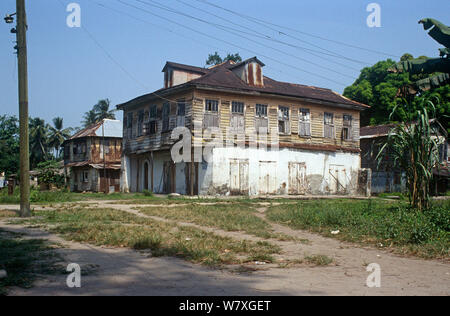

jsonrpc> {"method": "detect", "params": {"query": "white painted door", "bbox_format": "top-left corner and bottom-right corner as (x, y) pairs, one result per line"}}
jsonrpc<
(259, 161), (277, 195)
(230, 159), (249, 195)
(329, 165), (347, 194)
(289, 162), (307, 195)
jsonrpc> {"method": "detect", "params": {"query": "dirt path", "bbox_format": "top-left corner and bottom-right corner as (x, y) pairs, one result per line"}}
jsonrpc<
(1, 202), (449, 296)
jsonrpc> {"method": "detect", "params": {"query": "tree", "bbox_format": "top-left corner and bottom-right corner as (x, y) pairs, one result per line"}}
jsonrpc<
(48, 117), (72, 159)
(343, 54), (450, 127)
(36, 160), (65, 189)
(0, 115), (20, 176)
(29, 117), (51, 169)
(94, 99), (115, 121)
(82, 99), (116, 127)
(206, 52), (242, 66)
(82, 109), (98, 128)
(377, 98), (444, 211)
(224, 53), (242, 64)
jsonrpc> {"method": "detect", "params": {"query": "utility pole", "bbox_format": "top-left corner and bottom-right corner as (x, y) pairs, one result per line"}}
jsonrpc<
(16, 0), (31, 217)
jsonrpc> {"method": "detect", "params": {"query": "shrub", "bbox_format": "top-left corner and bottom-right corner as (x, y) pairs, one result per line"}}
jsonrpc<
(142, 190), (153, 197)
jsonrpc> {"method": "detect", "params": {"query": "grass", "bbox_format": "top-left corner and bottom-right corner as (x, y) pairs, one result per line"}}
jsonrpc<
(0, 188), (164, 205)
(266, 199), (450, 259)
(138, 203), (293, 240)
(0, 229), (63, 296)
(0, 210), (18, 218)
(304, 255), (334, 266)
(14, 206), (281, 267)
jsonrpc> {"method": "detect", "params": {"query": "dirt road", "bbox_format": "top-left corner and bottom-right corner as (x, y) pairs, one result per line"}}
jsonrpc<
(1, 201), (449, 296)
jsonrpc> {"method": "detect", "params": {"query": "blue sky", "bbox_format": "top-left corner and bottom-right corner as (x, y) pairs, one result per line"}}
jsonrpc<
(0, 0), (449, 129)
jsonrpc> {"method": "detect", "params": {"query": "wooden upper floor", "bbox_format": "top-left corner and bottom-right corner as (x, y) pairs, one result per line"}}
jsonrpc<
(118, 58), (369, 155)
(63, 119), (123, 166)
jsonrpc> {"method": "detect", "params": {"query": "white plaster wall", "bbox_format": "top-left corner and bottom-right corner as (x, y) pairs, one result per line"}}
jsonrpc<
(120, 155), (131, 193)
(199, 147), (361, 196)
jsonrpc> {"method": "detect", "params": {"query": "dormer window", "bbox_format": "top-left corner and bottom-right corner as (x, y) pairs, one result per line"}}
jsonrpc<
(229, 57), (265, 87)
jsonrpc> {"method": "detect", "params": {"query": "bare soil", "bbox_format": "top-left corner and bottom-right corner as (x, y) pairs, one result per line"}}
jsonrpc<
(0, 201), (449, 296)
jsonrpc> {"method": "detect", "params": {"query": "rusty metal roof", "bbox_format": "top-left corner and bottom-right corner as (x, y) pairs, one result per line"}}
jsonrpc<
(360, 124), (397, 139)
(162, 61), (210, 74)
(68, 119), (122, 141)
(120, 58), (369, 110)
(65, 161), (121, 170)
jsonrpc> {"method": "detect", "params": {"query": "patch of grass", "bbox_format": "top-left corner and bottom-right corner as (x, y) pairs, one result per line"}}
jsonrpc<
(0, 210), (18, 218)
(0, 188), (163, 205)
(304, 255), (334, 266)
(0, 229), (63, 296)
(17, 207), (281, 267)
(138, 204), (292, 240)
(266, 199), (450, 259)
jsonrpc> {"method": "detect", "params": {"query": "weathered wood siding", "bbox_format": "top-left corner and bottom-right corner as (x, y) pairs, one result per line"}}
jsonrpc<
(123, 91), (194, 155)
(193, 89), (361, 152)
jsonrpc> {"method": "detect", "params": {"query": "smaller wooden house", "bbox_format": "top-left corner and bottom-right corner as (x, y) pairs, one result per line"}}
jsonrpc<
(360, 121), (449, 195)
(62, 119), (122, 193)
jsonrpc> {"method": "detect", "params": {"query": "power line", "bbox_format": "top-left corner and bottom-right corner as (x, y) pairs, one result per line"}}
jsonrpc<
(57, 0), (190, 104)
(130, 0), (356, 82)
(195, 0), (400, 59)
(117, 0), (349, 86)
(88, 0), (337, 89)
(175, 0), (363, 72)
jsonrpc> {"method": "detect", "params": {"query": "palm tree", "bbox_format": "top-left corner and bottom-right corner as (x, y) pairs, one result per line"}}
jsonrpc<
(82, 109), (98, 128)
(29, 117), (51, 168)
(48, 117), (72, 158)
(82, 99), (116, 127)
(94, 99), (116, 121)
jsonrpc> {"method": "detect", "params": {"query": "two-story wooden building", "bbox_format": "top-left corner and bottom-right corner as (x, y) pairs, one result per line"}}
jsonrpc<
(117, 57), (370, 196)
(63, 119), (122, 193)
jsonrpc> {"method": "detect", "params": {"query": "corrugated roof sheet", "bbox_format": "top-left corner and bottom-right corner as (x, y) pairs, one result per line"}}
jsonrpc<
(360, 124), (396, 138)
(68, 119), (122, 141)
(119, 58), (369, 110)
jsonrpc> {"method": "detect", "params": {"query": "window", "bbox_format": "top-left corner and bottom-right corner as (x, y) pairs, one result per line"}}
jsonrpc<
(162, 103), (170, 132)
(137, 110), (144, 137)
(299, 109), (311, 137)
(149, 121), (157, 135)
(82, 171), (89, 183)
(278, 106), (290, 134)
(177, 99), (186, 127)
(438, 142), (448, 163)
(256, 104), (268, 117)
(203, 100), (219, 128)
(255, 104), (268, 134)
(324, 112), (335, 139)
(145, 105), (158, 135)
(232, 101), (244, 114)
(205, 99), (219, 112)
(149, 105), (157, 120)
(126, 112), (133, 139)
(64, 145), (70, 159)
(126, 112), (133, 128)
(342, 114), (353, 141)
(231, 102), (245, 131)
(104, 140), (110, 154)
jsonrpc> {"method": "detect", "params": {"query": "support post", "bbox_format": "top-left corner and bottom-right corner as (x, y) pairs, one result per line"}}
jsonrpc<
(17, 0), (30, 217)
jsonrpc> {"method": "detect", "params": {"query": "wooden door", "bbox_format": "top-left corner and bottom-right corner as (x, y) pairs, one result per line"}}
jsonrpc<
(259, 161), (277, 195)
(144, 162), (149, 191)
(230, 160), (249, 195)
(289, 162), (306, 195)
(329, 165), (346, 194)
(163, 162), (176, 194)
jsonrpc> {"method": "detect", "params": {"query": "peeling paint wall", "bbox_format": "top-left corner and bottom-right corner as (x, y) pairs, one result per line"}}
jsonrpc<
(198, 147), (362, 196)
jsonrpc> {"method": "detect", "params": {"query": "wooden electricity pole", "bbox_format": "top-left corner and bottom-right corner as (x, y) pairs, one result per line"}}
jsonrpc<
(16, 0), (31, 217)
